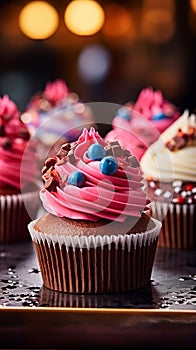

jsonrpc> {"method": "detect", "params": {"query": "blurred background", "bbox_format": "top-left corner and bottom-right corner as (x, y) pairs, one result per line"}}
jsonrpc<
(0, 0), (196, 114)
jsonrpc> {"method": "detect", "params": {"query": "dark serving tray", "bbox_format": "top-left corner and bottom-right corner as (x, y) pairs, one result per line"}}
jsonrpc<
(0, 241), (196, 349)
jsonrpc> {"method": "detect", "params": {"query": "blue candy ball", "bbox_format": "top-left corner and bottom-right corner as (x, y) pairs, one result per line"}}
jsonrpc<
(152, 112), (167, 121)
(99, 156), (118, 175)
(67, 171), (85, 187)
(87, 144), (106, 161)
(116, 107), (131, 121)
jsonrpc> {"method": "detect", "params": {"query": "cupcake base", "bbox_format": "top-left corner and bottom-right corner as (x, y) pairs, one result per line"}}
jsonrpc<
(151, 202), (196, 249)
(0, 190), (40, 244)
(28, 217), (161, 294)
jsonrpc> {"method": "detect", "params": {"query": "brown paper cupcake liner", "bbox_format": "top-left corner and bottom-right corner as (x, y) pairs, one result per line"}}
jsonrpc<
(0, 191), (40, 243)
(28, 218), (161, 293)
(151, 202), (196, 249)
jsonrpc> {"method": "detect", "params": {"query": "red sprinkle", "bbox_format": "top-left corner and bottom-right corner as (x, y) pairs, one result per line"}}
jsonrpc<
(176, 196), (184, 204)
(185, 184), (194, 191)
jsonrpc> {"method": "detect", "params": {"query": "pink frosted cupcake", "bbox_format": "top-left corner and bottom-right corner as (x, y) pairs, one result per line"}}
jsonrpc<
(0, 95), (40, 243)
(105, 87), (180, 160)
(141, 110), (196, 249)
(28, 127), (161, 293)
(22, 79), (94, 158)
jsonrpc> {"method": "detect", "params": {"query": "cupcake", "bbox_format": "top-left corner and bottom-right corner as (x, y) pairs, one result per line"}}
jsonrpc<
(141, 110), (196, 249)
(0, 95), (40, 243)
(105, 86), (180, 160)
(22, 78), (94, 159)
(28, 127), (161, 293)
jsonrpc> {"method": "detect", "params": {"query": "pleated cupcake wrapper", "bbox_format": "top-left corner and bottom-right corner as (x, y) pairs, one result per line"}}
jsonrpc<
(28, 218), (161, 293)
(0, 191), (40, 243)
(151, 202), (196, 249)
(28, 218), (161, 250)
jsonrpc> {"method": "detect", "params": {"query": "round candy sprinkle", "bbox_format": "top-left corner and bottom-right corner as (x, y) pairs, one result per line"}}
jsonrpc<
(176, 196), (184, 204)
(185, 184), (194, 191)
(99, 156), (118, 175)
(116, 107), (131, 121)
(87, 144), (106, 161)
(67, 171), (85, 187)
(152, 112), (167, 121)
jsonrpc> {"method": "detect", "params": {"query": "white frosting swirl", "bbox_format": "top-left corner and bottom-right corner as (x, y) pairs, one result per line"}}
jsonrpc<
(140, 110), (196, 182)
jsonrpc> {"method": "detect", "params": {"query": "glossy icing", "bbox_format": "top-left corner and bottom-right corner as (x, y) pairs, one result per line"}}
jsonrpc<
(40, 128), (148, 222)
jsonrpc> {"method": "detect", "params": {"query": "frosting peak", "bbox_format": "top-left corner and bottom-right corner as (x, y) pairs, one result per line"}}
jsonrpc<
(40, 128), (148, 222)
(0, 94), (20, 120)
(141, 110), (196, 183)
(43, 79), (69, 106)
(105, 87), (180, 160)
(0, 95), (38, 190)
(134, 87), (179, 121)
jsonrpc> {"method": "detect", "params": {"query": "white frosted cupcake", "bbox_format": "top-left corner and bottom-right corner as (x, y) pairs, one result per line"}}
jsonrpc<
(28, 127), (161, 293)
(141, 110), (196, 249)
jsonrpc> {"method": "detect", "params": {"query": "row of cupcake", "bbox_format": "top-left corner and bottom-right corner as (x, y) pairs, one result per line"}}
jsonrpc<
(1, 82), (195, 248)
(27, 84), (194, 293)
(0, 82), (195, 295)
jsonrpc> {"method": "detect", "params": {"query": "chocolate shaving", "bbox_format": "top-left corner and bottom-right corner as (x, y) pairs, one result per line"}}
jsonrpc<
(57, 143), (71, 161)
(67, 149), (75, 163)
(0, 124), (6, 137)
(127, 155), (140, 168)
(109, 141), (121, 147)
(45, 157), (57, 168)
(57, 157), (67, 166)
(42, 165), (54, 177)
(44, 176), (59, 192)
(165, 126), (196, 151)
(18, 128), (30, 140)
(122, 149), (131, 159)
(57, 149), (68, 160)
(112, 145), (123, 157)
(166, 135), (186, 151)
(104, 145), (113, 156)
(42, 165), (61, 192)
(2, 137), (12, 150)
(61, 143), (71, 152)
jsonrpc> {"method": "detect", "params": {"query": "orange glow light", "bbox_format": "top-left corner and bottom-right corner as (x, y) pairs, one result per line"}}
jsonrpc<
(18, 1), (59, 40)
(103, 4), (133, 38)
(141, 9), (175, 43)
(64, 0), (105, 36)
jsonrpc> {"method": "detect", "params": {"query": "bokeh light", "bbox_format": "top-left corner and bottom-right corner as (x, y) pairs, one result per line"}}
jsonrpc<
(103, 4), (134, 39)
(18, 1), (59, 39)
(190, 0), (196, 12)
(64, 0), (105, 36)
(141, 8), (175, 43)
(77, 44), (111, 83)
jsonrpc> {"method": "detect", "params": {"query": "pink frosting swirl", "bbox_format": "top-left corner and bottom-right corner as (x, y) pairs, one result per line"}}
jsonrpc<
(105, 87), (180, 160)
(133, 87), (179, 127)
(0, 95), (38, 190)
(24, 79), (94, 144)
(40, 128), (148, 222)
(43, 79), (69, 106)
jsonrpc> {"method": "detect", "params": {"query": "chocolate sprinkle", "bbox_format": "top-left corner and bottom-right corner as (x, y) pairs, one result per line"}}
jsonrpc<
(61, 143), (71, 152)
(44, 176), (59, 192)
(165, 125), (196, 151)
(18, 128), (30, 140)
(128, 155), (140, 168)
(2, 137), (12, 150)
(45, 157), (57, 168)
(0, 124), (6, 137)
